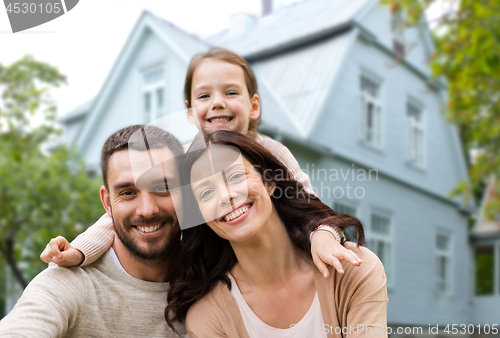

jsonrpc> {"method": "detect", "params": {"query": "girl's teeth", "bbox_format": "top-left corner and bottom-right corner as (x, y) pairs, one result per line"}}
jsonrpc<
(224, 206), (249, 222)
(210, 117), (231, 123)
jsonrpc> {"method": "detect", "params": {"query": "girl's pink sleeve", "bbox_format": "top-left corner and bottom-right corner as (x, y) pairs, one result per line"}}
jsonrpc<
(70, 213), (115, 266)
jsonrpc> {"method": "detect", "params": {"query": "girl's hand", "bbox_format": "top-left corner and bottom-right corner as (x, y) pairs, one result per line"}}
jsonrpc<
(311, 230), (362, 278)
(40, 236), (85, 267)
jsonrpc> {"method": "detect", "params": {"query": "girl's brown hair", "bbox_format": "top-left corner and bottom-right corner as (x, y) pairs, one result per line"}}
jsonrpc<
(165, 130), (364, 331)
(184, 48), (260, 132)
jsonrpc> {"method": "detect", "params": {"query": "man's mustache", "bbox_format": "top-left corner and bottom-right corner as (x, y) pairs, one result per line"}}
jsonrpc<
(124, 213), (176, 227)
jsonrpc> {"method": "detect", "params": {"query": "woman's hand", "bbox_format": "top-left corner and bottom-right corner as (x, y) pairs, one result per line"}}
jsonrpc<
(311, 230), (362, 278)
(40, 236), (85, 267)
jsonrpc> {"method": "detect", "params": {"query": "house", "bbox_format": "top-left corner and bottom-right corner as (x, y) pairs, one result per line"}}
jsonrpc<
(56, 0), (488, 334)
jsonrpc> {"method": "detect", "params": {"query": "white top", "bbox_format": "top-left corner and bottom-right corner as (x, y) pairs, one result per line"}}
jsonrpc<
(228, 273), (327, 338)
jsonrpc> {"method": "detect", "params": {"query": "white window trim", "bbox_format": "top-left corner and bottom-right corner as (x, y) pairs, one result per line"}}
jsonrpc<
(391, 9), (406, 57)
(367, 209), (394, 288)
(333, 200), (358, 217)
(360, 72), (384, 150)
(141, 64), (166, 123)
(406, 100), (426, 169)
(435, 229), (454, 298)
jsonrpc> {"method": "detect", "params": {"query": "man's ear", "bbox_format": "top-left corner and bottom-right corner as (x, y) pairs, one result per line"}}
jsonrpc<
(249, 94), (261, 121)
(100, 185), (112, 218)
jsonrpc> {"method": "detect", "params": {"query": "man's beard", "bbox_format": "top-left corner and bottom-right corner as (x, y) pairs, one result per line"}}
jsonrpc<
(111, 211), (179, 262)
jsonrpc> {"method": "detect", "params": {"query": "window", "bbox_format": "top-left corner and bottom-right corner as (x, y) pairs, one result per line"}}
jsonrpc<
(334, 201), (358, 243)
(142, 66), (165, 123)
(435, 232), (452, 296)
(333, 201), (357, 217)
(368, 213), (392, 284)
(407, 101), (425, 167)
(474, 246), (495, 295)
(360, 74), (382, 148)
(391, 9), (406, 58)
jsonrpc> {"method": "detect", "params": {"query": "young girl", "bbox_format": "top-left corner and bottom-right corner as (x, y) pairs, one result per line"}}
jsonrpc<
(41, 48), (362, 277)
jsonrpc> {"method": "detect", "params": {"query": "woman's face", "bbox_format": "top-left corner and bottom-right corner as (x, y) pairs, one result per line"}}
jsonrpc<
(190, 150), (275, 243)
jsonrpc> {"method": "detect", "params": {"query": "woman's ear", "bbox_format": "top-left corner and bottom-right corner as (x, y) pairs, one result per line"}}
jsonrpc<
(265, 181), (276, 196)
(249, 94), (261, 121)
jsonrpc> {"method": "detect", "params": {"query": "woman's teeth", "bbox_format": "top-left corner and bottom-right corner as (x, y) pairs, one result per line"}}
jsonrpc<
(209, 117), (232, 123)
(224, 205), (250, 222)
(136, 223), (161, 233)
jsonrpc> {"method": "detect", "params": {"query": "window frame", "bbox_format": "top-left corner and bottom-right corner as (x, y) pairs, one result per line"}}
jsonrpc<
(141, 64), (166, 123)
(367, 209), (394, 287)
(406, 99), (426, 168)
(435, 229), (454, 297)
(391, 9), (406, 58)
(360, 72), (383, 149)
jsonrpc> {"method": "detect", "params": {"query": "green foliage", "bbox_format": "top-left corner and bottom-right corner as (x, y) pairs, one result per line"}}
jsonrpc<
(474, 247), (494, 295)
(382, 0), (500, 212)
(0, 56), (103, 293)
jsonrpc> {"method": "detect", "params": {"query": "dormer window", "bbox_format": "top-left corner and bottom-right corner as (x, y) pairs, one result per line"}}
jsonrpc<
(142, 66), (165, 123)
(406, 101), (425, 167)
(360, 74), (382, 148)
(391, 9), (406, 58)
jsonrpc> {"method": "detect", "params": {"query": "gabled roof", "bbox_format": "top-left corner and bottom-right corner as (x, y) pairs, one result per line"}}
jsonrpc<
(205, 0), (371, 58)
(57, 98), (94, 123)
(472, 175), (500, 236)
(74, 11), (210, 151)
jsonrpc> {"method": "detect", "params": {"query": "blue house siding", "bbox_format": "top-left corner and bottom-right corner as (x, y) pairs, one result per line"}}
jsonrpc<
(312, 35), (467, 204)
(286, 140), (472, 325)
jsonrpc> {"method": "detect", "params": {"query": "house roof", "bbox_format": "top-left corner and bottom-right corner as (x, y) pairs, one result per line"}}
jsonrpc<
(57, 98), (94, 123)
(205, 0), (371, 58)
(252, 29), (354, 136)
(148, 11), (211, 56)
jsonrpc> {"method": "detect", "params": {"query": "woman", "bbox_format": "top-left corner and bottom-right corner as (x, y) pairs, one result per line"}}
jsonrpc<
(166, 130), (388, 337)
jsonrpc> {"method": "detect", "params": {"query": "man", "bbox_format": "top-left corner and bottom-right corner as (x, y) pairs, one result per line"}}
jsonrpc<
(0, 125), (187, 337)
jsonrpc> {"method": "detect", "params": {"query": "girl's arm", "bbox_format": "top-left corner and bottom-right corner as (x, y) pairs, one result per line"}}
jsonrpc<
(40, 213), (115, 267)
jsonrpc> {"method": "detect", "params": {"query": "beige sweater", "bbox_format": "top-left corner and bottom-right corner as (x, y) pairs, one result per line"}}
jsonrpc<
(72, 134), (343, 265)
(186, 243), (388, 338)
(0, 251), (186, 337)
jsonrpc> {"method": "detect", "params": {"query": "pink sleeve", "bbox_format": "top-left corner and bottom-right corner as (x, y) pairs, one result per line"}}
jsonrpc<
(70, 213), (115, 266)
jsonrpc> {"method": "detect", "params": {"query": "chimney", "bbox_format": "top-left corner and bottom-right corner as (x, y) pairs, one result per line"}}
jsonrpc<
(262, 0), (286, 17)
(262, 0), (273, 16)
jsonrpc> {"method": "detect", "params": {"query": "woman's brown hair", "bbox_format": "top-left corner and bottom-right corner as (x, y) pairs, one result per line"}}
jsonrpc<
(184, 48), (260, 132)
(165, 130), (364, 332)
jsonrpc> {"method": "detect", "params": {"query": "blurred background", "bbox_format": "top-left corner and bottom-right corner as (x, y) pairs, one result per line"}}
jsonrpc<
(1, 0), (499, 335)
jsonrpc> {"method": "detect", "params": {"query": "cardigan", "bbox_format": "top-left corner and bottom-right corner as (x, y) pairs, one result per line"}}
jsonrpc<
(186, 242), (388, 338)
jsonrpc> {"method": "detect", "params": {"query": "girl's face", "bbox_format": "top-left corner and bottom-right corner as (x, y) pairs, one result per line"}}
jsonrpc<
(190, 151), (274, 243)
(187, 60), (260, 135)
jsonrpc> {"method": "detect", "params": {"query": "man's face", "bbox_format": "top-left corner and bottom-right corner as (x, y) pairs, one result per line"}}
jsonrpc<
(100, 147), (180, 261)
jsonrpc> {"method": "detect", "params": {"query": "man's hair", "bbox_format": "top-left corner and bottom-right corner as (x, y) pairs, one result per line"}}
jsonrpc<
(101, 125), (184, 189)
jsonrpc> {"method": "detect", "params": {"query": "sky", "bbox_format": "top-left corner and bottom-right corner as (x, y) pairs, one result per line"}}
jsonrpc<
(0, 0), (448, 117)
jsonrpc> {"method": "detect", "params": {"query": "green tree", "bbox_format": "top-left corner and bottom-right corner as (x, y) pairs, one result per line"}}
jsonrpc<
(0, 56), (103, 291)
(383, 0), (500, 215)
